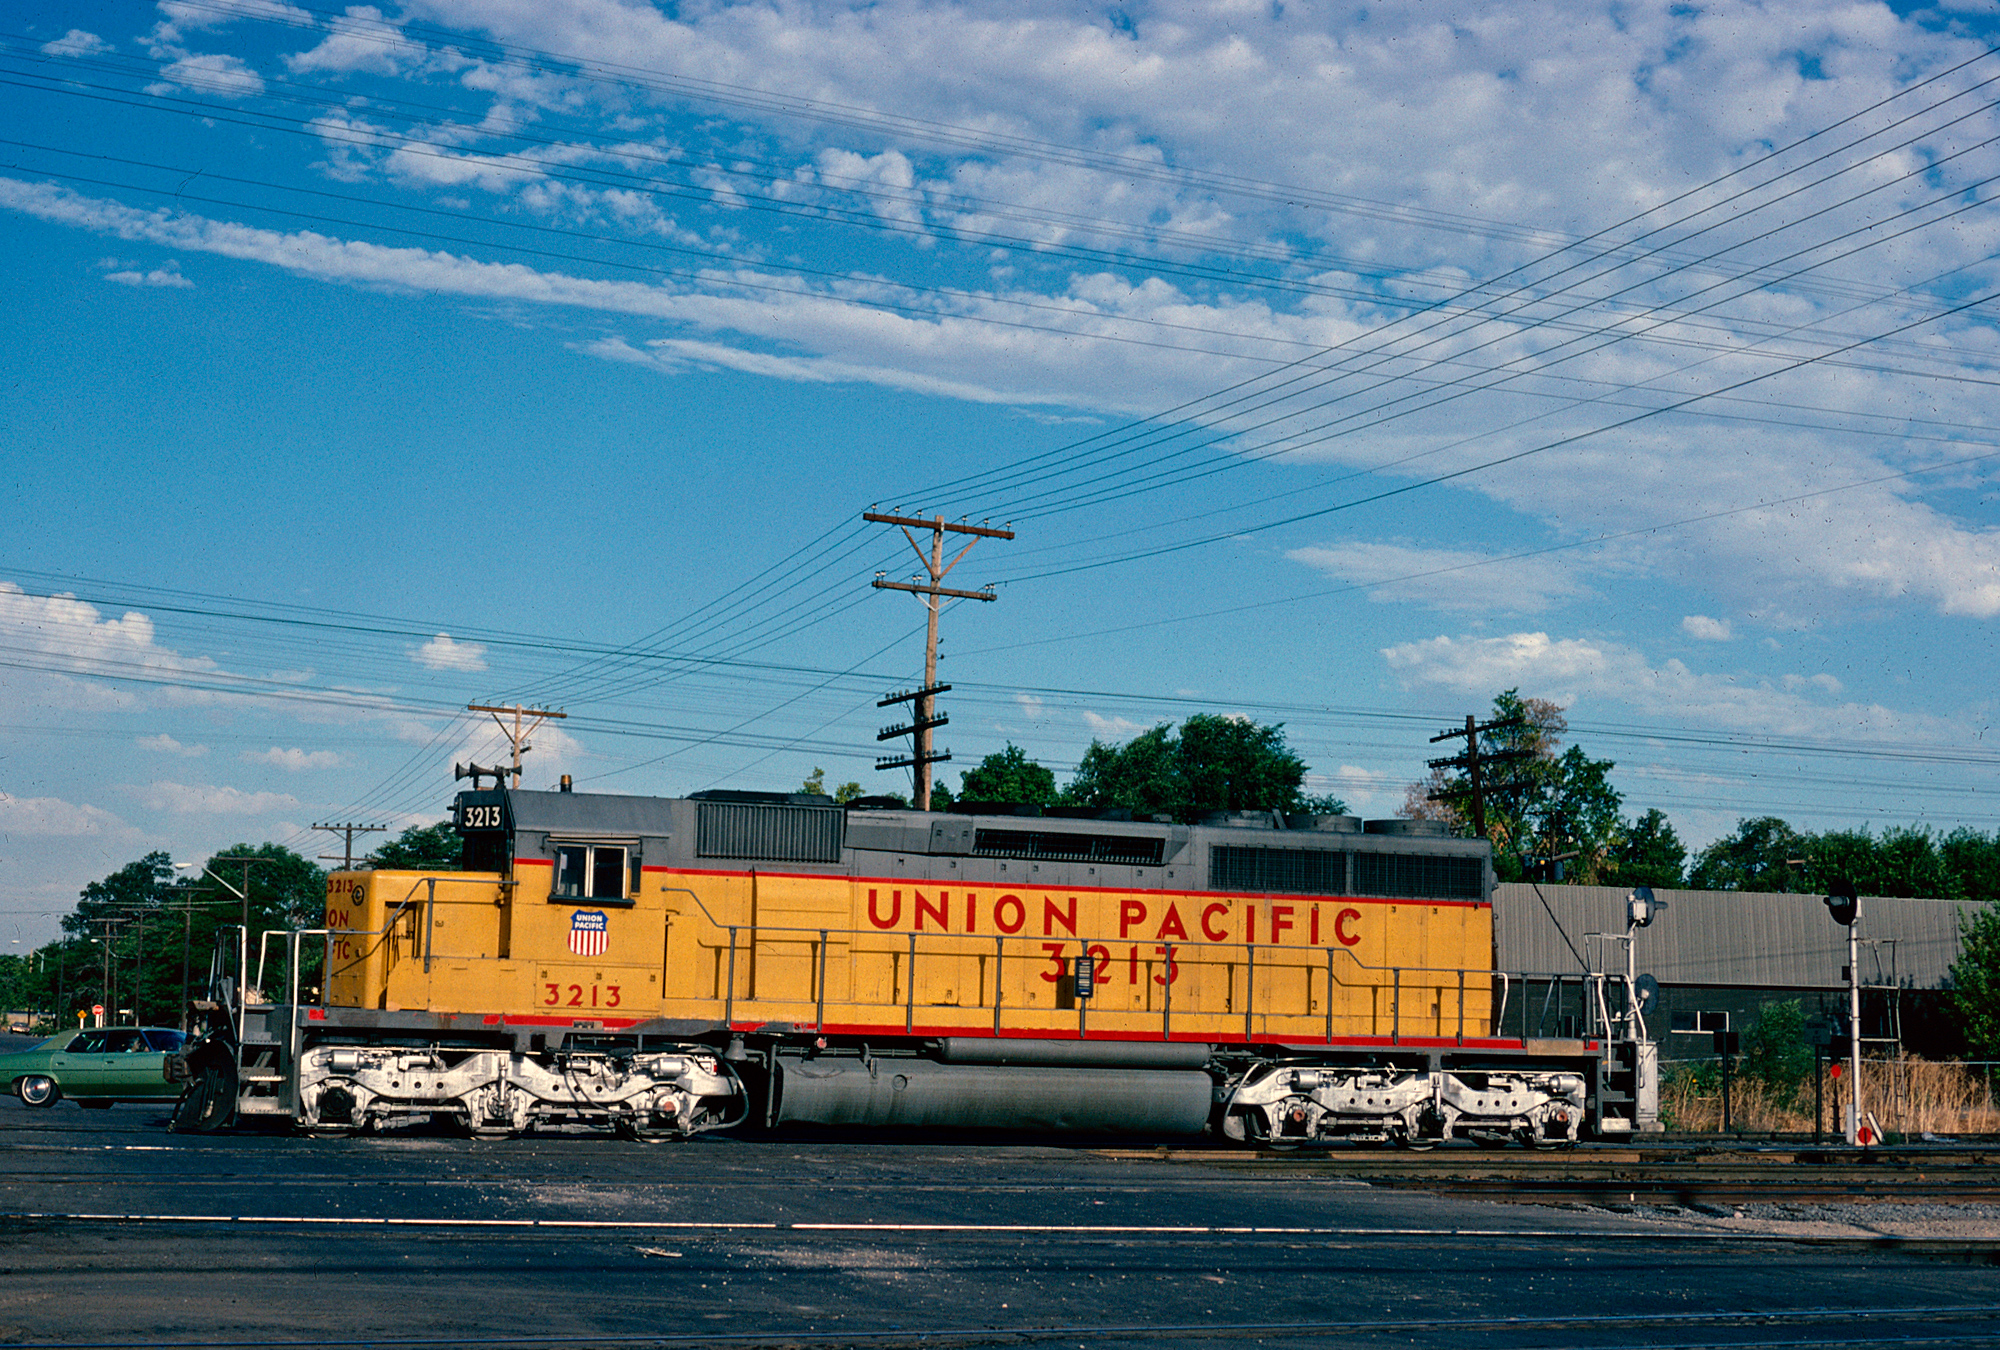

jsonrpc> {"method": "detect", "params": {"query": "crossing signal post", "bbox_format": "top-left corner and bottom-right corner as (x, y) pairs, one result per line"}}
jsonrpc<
(1824, 879), (1868, 1146)
(865, 511), (1013, 810)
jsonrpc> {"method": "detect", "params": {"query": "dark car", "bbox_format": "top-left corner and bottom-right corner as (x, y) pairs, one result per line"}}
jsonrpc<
(0, 1026), (188, 1108)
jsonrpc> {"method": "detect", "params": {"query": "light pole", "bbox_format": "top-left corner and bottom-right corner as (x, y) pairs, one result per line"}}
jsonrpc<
(175, 858), (263, 933)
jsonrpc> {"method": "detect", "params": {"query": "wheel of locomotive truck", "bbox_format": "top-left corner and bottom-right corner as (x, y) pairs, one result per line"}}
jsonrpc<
(614, 1116), (679, 1144)
(17, 1075), (60, 1108)
(172, 1060), (237, 1133)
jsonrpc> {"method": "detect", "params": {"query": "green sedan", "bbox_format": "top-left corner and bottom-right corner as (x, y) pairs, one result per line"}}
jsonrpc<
(0, 1027), (188, 1108)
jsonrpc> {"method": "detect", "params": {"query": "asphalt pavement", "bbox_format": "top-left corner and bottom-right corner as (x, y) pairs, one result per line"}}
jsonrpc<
(4, 1095), (2000, 1349)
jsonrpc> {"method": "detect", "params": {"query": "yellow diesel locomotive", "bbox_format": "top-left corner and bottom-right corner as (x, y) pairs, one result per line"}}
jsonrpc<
(175, 788), (1645, 1144)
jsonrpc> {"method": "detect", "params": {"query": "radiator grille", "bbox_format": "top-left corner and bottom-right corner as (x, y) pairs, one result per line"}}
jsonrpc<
(696, 802), (845, 862)
(1209, 845), (1347, 895)
(1351, 851), (1484, 900)
(974, 829), (1165, 865)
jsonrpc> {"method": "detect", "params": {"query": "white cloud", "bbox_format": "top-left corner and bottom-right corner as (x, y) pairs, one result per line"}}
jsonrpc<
(0, 581), (216, 711)
(145, 52), (267, 100)
(1381, 630), (1957, 742)
(131, 781), (299, 814)
(285, 6), (422, 76)
(0, 792), (132, 837)
(1305, 765), (1394, 812)
(414, 633), (488, 671)
(40, 30), (110, 57)
(1014, 692), (1046, 721)
(1082, 711), (1145, 740)
(138, 733), (207, 757)
(104, 261), (193, 289)
(1286, 541), (1592, 613)
(6, 1), (2000, 632)
(152, 0), (312, 44)
(243, 746), (341, 771)
(1682, 615), (1733, 641)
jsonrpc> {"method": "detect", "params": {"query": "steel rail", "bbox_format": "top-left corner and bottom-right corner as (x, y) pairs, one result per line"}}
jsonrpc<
(0, 1302), (1996, 1349)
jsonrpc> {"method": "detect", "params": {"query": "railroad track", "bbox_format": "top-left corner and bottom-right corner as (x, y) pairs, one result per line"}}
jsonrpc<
(1099, 1143), (2000, 1204)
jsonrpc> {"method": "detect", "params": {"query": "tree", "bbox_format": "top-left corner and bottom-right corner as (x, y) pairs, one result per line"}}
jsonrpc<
(1943, 828), (2000, 903)
(1872, 825), (1951, 898)
(1688, 817), (1808, 891)
(1608, 808), (1686, 888)
(368, 822), (463, 871)
(65, 853), (174, 1024)
(1950, 901), (2000, 1061)
(1523, 744), (1624, 883)
(1062, 715), (1312, 823)
(799, 768), (866, 802)
(959, 744), (1059, 805)
(1741, 999), (1814, 1105)
(1407, 691), (1628, 883)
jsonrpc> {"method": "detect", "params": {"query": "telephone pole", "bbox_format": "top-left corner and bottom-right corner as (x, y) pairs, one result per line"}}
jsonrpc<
(467, 704), (566, 788)
(864, 511), (1013, 811)
(1426, 714), (1534, 839)
(90, 917), (120, 1026)
(312, 822), (386, 870)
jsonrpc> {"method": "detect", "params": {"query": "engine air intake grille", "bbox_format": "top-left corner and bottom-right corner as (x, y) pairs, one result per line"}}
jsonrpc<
(1210, 845), (1347, 895)
(697, 802), (845, 862)
(1351, 851), (1484, 900)
(973, 829), (1165, 865)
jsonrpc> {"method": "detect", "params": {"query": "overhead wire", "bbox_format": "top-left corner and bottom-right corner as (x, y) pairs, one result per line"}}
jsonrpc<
(893, 40), (2000, 510)
(7, 15), (1992, 820)
(937, 90), (2000, 531)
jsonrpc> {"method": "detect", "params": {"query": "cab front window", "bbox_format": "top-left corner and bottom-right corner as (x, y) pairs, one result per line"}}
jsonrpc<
(553, 843), (627, 901)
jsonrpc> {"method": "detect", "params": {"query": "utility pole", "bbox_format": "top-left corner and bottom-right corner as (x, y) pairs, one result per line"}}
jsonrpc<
(864, 510), (1013, 810)
(1426, 714), (1534, 838)
(90, 917), (119, 1027)
(313, 822), (386, 870)
(467, 704), (566, 788)
(130, 910), (146, 1025)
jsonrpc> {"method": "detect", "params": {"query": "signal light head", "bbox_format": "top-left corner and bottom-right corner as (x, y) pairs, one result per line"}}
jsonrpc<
(1824, 881), (1859, 927)
(1626, 886), (1663, 928)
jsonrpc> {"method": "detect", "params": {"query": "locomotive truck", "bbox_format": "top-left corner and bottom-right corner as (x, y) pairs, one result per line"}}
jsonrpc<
(172, 786), (1658, 1144)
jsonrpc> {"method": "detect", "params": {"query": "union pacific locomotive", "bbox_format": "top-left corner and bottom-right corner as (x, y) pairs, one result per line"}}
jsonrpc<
(173, 787), (1658, 1144)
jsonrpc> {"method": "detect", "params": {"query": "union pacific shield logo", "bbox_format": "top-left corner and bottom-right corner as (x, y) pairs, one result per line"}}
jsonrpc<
(569, 909), (609, 957)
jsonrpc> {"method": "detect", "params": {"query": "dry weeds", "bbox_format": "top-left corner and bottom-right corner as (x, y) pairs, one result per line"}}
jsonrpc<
(1662, 1057), (2000, 1136)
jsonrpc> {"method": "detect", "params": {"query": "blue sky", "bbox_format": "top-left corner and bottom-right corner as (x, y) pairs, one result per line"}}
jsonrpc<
(4, 0), (2000, 942)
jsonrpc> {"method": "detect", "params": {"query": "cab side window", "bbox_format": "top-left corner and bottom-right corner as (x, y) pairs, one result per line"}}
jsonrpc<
(553, 843), (627, 901)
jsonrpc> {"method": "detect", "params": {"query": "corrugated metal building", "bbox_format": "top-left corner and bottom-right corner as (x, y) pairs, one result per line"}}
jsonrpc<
(1493, 884), (1992, 1055)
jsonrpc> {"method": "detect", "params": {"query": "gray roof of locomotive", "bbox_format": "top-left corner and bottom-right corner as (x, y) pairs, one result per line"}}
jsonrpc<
(490, 789), (1488, 898)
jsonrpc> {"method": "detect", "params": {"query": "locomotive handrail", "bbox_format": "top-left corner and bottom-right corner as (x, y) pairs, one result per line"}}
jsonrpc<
(286, 878), (1593, 1048)
(655, 885), (1584, 1044)
(318, 874), (517, 986)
